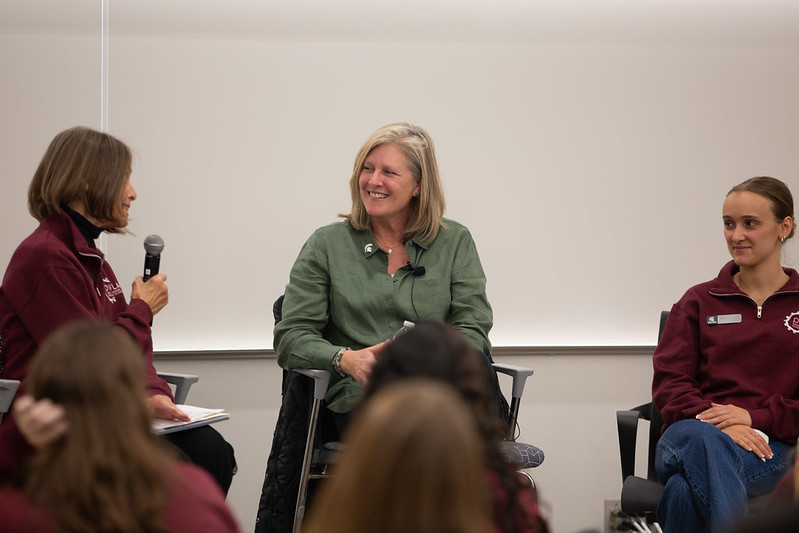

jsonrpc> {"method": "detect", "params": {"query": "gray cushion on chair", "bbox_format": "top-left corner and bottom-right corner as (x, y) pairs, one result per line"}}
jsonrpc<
(320, 440), (544, 469)
(500, 441), (545, 468)
(319, 441), (345, 464)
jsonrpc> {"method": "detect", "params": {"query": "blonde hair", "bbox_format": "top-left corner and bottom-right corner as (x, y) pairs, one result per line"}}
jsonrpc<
(28, 126), (132, 233)
(23, 321), (172, 533)
(340, 122), (446, 244)
(304, 380), (489, 533)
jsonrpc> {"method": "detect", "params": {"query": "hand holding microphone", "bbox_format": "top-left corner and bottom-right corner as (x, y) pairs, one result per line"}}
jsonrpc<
(132, 234), (169, 315)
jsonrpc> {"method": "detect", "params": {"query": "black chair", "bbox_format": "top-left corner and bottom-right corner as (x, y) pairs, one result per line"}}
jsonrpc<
(615, 310), (669, 518)
(256, 295), (545, 533)
(617, 402), (666, 517)
(616, 311), (773, 524)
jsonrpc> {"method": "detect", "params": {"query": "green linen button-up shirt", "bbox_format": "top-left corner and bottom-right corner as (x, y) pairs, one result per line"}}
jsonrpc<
(274, 218), (493, 413)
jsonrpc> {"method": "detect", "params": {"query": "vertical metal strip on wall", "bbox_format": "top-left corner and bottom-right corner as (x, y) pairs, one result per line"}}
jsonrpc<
(99, 0), (109, 254)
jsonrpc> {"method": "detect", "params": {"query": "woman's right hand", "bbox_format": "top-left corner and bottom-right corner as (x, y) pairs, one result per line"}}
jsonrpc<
(696, 402), (752, 429)
(339, 340), (391, 387)
(13, 395), (69, 449)
(131, 273), (169, 315)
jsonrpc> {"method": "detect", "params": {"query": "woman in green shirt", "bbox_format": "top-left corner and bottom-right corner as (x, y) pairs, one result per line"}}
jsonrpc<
(274, 122), (493, 416)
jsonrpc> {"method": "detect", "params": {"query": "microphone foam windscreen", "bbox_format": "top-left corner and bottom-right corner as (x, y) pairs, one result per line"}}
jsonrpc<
(144, 234), (165, 255)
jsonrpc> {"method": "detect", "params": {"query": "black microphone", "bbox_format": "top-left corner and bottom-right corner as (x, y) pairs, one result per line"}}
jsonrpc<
(407, 262), (426, 277)
(143, 234), (165, 281)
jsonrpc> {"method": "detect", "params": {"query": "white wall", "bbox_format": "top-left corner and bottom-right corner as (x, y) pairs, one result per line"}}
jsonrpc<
(3, 31), (799, 351)
(0, 31), (100, 271)
(104, 39), (799, 349)
(153, 350), (654, 533)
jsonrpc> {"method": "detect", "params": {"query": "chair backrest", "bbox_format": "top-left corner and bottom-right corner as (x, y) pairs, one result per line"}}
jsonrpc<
(644, 310), (670, 480)
(658, 310), (669, 341)
(273, 295), (285, 325)
(644, 403), (664, 481)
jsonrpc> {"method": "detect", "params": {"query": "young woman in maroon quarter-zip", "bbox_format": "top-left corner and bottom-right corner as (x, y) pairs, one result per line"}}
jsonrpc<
(653, 176), (799, 533)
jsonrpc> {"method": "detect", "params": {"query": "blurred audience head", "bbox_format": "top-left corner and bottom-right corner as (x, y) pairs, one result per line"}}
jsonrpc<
(26, 320), (152, 443)
(305, 379), (489, 533)
(23, 320), (171, 533)
(363, 321), (547, 533)
(365, 321), (503, 442)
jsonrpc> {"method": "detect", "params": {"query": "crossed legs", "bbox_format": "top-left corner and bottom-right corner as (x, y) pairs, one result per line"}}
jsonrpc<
(655, 419), (790, 533)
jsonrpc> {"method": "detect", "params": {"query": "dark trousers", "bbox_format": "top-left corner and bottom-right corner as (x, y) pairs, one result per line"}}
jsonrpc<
(164, 425), (237, 495)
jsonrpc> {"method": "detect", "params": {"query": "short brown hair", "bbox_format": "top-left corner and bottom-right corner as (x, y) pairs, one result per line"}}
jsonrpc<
(340, 123), (446, 244)
(728, 176), (796, 239)
(28, 126), (132, 233)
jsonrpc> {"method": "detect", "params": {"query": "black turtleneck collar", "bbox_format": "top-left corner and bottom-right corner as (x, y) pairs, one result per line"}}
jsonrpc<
(64, 207), (103, 247)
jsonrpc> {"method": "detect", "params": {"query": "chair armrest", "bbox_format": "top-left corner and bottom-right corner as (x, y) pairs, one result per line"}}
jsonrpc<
(492, 363), (534, 400)
(157, 372), (199, 405)
(291, 368), (332, 526)
(294, 369), (331, 401)
(493, 363), (534, 441)
(621, 476), (664, 514)
(0, 379), (21, 420)
(616, 408), (644, 482)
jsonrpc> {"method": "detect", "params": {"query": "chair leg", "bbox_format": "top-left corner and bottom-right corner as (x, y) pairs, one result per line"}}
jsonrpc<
(293, 396), (323, 533)
(506, 397), (521, 440)
(517, 469), (536, 489)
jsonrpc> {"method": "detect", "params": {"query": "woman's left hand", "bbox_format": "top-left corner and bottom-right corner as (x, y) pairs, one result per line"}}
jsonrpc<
(340, 340), (391, 387)
(148, 394), (190, 421)
(131, 274), (169, 315)
(696, 402), (752, 429)
(721, 424), (773, 460)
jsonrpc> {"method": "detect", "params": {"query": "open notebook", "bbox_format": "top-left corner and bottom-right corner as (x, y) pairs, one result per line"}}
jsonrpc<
(152, 404), (230, 435)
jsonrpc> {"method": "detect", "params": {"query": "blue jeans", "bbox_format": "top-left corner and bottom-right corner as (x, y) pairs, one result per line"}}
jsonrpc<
(655, 419), (791, 533)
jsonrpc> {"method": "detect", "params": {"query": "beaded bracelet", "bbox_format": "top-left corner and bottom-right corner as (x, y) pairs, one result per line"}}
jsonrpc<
(332, 347), (349, 378)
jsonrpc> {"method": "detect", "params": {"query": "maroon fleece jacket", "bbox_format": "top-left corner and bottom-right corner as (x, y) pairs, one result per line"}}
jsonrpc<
(653, 261), (799, 443)
(0, 209), (172, 478)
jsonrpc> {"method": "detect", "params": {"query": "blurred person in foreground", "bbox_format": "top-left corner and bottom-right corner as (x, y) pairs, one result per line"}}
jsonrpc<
(363, 321), (549, 533)
(0, 321), (240, 533)
(304, 379), (490, 533)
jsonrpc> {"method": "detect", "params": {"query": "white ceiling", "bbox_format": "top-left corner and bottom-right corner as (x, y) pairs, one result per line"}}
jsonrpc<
(2, 0), (799, 47)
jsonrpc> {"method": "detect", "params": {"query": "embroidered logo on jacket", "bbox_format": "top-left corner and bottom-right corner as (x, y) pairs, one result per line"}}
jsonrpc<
(102, 277), (123, 304)
(784, 311), (799, 334)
